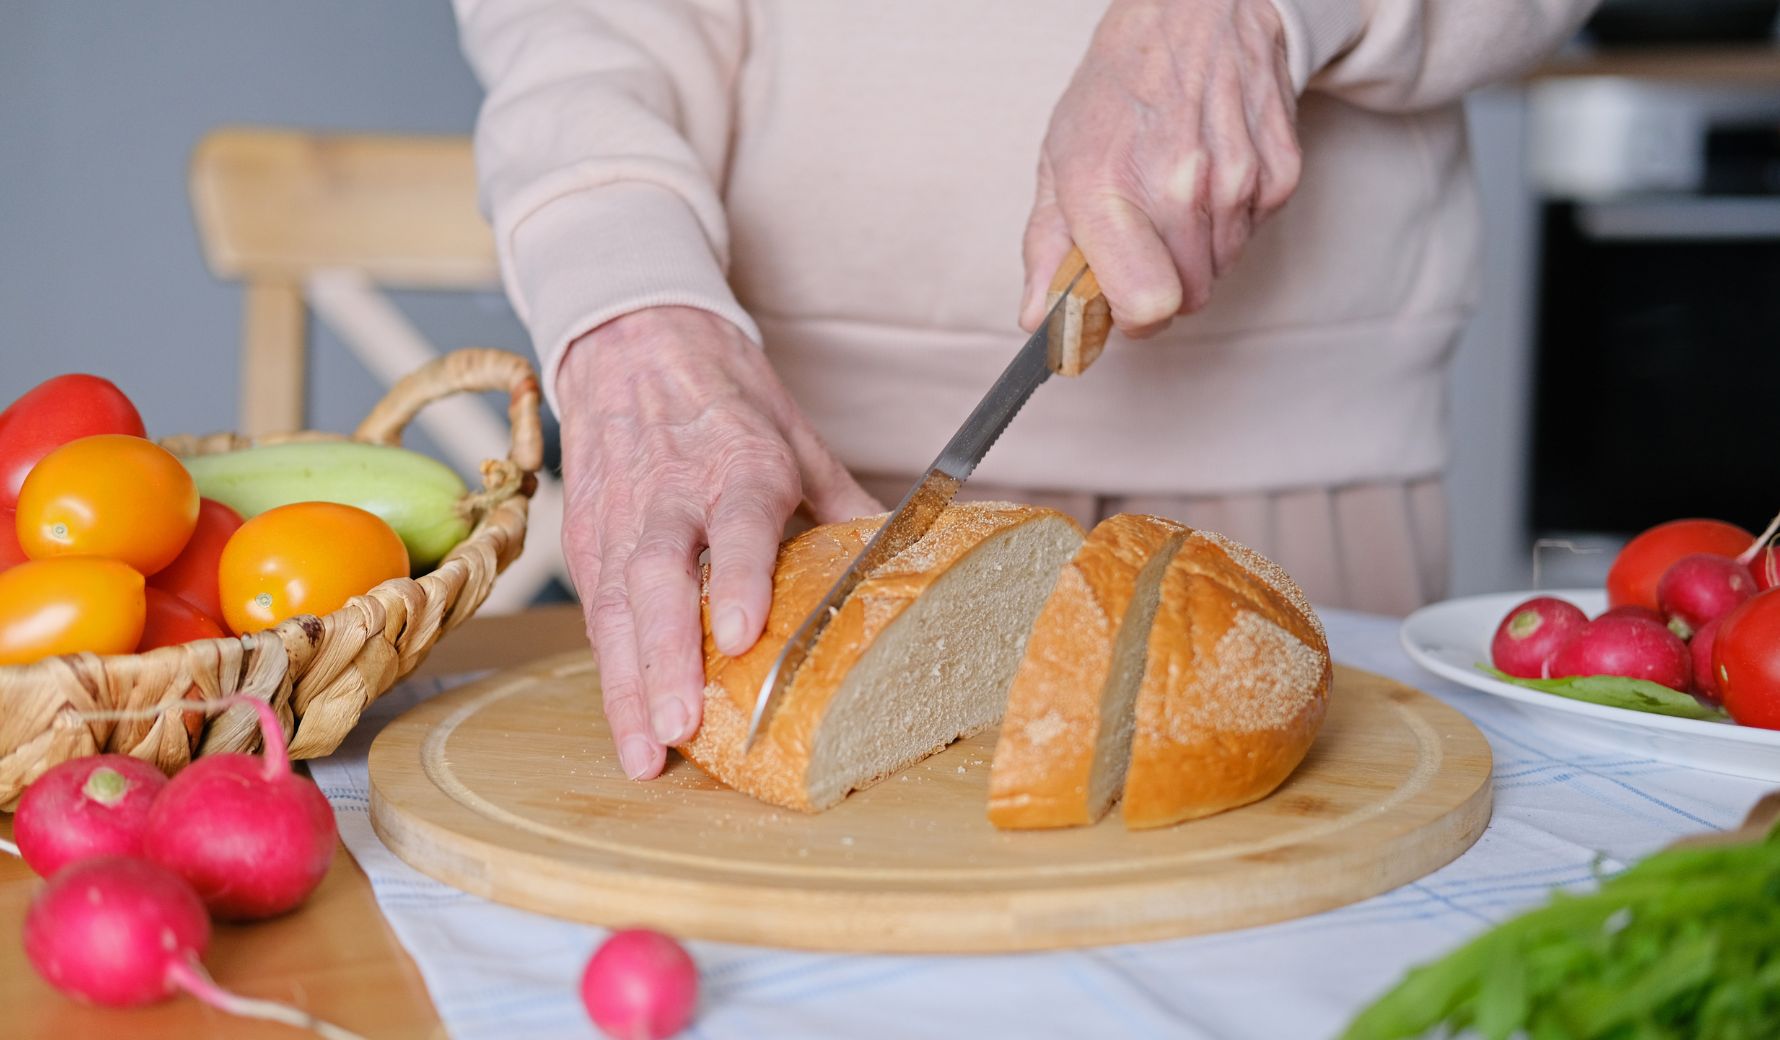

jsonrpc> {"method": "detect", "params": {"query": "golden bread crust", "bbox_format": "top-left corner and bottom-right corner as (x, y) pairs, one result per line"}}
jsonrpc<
(987, 514), (1188, 829)
(1121, 532), (1331, 829)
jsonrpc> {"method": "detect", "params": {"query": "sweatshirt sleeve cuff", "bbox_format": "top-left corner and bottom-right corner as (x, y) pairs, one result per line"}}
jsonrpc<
(500, 182), (763, 417)
(1265, 0), (1368, 93)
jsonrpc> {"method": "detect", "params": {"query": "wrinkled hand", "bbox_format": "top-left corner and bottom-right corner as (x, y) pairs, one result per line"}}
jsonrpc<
(557, 307), (881, 779)
(1020, 0), (1300, 338)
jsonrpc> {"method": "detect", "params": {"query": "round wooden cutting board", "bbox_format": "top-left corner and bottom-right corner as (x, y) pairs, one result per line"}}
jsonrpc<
(368, 653), (1492, 953)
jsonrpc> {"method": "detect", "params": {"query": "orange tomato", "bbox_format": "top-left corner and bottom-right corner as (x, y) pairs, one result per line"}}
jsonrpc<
(137, 588), (227, 652)
(148, 498), (243, 626)
(0, 508), (24, 573)
(218, 502), (409, 634)
(0, 558), (147, 665)
(16, 434), (199, 576)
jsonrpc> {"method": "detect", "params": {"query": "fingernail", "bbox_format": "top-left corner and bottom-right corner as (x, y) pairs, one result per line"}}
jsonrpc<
(652, 700), (689, 744)
(713, 606), (747, 655)
(619, 736), (657, 780)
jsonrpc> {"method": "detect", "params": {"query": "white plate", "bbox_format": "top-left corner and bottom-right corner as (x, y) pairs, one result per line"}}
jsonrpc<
(1400, 589), (1780, 781)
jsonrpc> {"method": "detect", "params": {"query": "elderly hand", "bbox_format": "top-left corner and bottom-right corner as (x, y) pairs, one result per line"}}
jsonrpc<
(1020, 0), (1300, 338)
(557, 307), (881, 780)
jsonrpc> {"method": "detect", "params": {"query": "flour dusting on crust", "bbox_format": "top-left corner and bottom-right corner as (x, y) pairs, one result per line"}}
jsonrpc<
(1171, 611), (1324, 739)
(1190, 530), (1326, 645)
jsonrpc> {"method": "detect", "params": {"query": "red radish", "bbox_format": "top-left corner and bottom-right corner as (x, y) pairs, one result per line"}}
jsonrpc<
(1691, 616), (1725, 703)
(581, 929), (699, 1040)
(143, 696), (336, 920)
(1656, 553), (1755, 638)
(24, 856), (210, 1007)
(1548, 615), (1692, 692)
(24, 855), (366, 1036)
(1752, 544), (1780, 592)
(13, 753), (167, 876)
(1601, 604), (1665, 625)
(1491, 597), (1588, 678)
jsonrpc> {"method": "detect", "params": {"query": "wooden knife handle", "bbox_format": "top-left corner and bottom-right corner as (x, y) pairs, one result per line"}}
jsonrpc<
(1044, 245), (1110, 377)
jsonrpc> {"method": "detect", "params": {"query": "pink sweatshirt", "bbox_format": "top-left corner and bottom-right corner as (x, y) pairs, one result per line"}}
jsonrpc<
(454, 1), (1593, 495)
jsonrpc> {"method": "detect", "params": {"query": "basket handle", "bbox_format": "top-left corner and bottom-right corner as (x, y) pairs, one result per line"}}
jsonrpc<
(354, 348), (544, 475)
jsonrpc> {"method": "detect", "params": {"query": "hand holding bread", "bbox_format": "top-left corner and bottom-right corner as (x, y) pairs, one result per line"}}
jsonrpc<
(556, 307), (881, 781)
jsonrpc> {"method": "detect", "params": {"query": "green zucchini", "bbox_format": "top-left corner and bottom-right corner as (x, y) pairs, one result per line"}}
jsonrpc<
(183, 441), (472, 569)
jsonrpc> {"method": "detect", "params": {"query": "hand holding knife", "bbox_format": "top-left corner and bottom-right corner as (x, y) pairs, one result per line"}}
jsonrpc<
(745, 247), (1110, 748)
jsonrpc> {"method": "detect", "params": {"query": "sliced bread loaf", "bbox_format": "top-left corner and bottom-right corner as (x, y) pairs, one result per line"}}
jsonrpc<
(680, 502), (1083, 813)
(1121, 530), (1331, 829)
(987, 514), (1189, 829)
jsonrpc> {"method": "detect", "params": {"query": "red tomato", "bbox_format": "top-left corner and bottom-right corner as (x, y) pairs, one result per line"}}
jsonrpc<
(0, 509), (24, 573)
(136, 588), (226, 652)
(16, 434), (199, 575)
(1715, 589), (1780, 730)
(218, 502), (409, 634)
(1605, 519), (1753, 611)
(148, 499), (243, 626)
(0, 558), (146, 665)
(0, 374), (146, 510)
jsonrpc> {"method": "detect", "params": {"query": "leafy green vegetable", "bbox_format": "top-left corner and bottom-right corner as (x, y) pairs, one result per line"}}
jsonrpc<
(1343, 826), (1780, 1040)
(1478, 666), (1729, 722)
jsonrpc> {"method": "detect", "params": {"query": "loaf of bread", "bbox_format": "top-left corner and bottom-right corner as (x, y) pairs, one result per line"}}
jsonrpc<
(987, 514), (1189, 829)
(1120, 529), (1330, 829)
(680, 504), (1328, 828)
(988, 518), (1329, 830)
(679, 502), (1084, 812)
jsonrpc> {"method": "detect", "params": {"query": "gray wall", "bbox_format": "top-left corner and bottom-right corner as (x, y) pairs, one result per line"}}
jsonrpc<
(0, 0), (526, 443)
(0, 1), (1538, 598)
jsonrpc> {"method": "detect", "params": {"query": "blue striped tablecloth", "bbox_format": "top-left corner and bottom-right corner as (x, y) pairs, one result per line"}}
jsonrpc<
(309, 608), (1771, 1039)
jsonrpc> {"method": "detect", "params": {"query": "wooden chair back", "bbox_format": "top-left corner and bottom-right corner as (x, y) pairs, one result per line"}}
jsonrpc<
(188, 127), (497, 435)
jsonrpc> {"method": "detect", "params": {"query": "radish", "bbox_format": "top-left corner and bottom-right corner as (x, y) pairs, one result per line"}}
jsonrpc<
(13, 754), (167, 877)
(1656, 553), (1755, 638)
(581, 929), (699, 1040)
(1602, 604), (1665, 625)
(1491, 597), (1588, 678)
(1753, 544), (1780, 592)
(1691, 616), (1725, 703)
(143, 696), (337, 920)
(1549, 615), (1692, 692)
(24, 856), (364, 1036)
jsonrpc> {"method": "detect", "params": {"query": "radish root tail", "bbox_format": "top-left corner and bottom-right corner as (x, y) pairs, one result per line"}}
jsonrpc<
(1531, 539), (1603, 591)
(1738, 508), (1780, 568)
(0, 837), (19, 859)
(166, 955), (367, 1040)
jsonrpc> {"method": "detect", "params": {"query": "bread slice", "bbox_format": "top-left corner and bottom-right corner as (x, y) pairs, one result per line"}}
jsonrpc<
(987, 514), (1189, 829)
(1121, 530), (1331, 830)
(680, 502), (1084, 812)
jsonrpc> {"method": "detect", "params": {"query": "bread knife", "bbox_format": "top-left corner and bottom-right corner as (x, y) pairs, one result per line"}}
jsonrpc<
(744, 246), (1111, 749)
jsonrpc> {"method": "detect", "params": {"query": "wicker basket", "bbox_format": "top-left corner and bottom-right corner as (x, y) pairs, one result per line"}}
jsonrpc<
(0, 348), (542, 806)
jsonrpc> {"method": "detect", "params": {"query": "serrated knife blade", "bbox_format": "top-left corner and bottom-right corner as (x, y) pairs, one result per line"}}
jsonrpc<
(743, 248), (1108, 749)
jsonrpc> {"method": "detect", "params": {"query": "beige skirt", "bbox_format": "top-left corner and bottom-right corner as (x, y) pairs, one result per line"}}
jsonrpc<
(855, 474), (1449, 617)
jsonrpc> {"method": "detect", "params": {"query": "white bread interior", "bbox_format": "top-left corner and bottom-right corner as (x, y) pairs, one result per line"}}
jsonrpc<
(805, 516), (1083, 809)
(682, 503), (1083, 812)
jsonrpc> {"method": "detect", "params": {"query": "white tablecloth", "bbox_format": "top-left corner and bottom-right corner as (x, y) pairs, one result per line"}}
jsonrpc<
(309, 608), (1772, 1039)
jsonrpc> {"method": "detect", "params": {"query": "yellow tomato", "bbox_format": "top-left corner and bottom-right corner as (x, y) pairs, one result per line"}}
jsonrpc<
(218, 502), (409, 634)
(17, 434), (199, 575)
(0, 558), (147, 665)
